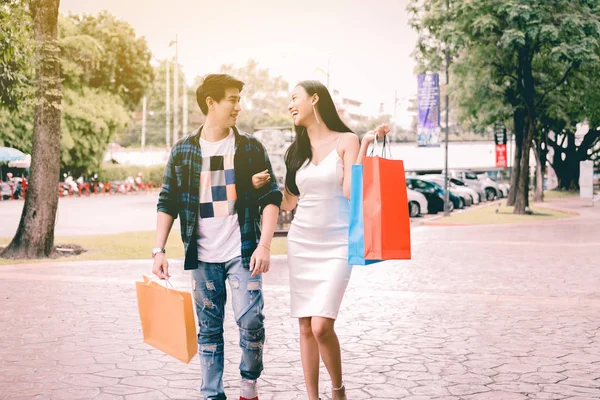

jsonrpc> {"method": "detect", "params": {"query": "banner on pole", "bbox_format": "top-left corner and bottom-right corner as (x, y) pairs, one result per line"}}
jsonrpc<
(417, 73), (441, 147)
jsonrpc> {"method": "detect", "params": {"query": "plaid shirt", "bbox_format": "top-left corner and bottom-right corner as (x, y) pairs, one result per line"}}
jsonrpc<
(157, 126), (282, 270)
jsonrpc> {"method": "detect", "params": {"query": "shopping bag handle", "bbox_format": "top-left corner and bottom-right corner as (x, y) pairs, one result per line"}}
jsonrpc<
(369, 134), (394, 159)
(142, 275), (178, 292)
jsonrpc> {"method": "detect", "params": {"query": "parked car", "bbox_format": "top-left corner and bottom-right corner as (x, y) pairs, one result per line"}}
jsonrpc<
(450, 171), (499, 201)
(483, 174), (510, 198)
(406, 177), (453, 214)
(450, 177), (484, 203)
(420, 175), (476, 207)
(477, 174), (505, 199)
(407, 188), (428, 218)
(429, 181), (464, 210)
(497, 181), (510, 197)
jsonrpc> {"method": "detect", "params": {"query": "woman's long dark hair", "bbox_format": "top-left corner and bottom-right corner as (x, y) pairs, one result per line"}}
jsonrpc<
(284, 80), (353, 195)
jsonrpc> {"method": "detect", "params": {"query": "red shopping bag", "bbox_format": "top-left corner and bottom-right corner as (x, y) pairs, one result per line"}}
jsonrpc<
(362, 144), (411, 260)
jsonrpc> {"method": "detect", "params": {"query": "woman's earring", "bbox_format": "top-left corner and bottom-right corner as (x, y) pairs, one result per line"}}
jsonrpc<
(313, 105), (320, 125)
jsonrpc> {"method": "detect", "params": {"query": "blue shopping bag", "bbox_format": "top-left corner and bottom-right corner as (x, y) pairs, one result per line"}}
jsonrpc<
(348, 164), (383, 266)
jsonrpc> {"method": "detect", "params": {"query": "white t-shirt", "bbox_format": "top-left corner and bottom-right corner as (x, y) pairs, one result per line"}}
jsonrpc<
(196, 130), (242, 262)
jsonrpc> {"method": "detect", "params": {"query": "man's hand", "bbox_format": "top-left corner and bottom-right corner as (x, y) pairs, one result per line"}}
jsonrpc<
(252, 169), (271, 189)
(152, 253), (170, 280)
(250, 244), (270, 277)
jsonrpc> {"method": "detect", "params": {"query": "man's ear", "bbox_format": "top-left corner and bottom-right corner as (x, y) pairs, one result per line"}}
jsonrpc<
(206, 96), (214, 110)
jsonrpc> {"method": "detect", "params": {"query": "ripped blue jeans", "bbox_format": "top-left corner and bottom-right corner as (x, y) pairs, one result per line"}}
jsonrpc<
(191, 256), (265, 400)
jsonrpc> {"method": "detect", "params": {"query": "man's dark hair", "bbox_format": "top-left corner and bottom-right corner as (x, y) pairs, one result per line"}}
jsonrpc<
(196, 74), (245, 115)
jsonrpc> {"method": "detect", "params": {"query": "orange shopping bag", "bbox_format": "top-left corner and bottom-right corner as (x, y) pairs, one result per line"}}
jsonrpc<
(362, 138), (411, 260)
(135, 276), (197, 363)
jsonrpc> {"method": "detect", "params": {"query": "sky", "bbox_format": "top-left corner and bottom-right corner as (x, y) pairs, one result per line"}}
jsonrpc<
(60, 0), (419, 127)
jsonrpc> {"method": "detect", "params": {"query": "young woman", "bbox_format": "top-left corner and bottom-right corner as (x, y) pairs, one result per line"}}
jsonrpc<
(254, 80), (389, 400)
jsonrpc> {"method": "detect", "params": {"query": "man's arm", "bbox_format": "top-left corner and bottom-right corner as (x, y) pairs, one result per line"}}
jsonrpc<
(157, 147), (180, 219)
(155, 212), (175, 249)
(153, 148), (179, 279)
(152, 212), (175, 279)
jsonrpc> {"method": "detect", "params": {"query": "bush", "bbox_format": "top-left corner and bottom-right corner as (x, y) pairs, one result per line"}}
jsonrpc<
(98, 164), (165, 186)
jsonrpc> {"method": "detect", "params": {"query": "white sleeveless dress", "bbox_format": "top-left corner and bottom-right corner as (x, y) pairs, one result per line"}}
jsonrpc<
(287, 145), (353, 320)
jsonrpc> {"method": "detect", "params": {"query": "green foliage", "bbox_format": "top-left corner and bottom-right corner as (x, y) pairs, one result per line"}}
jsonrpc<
(61, 87), (130, 176)
(409, 0), (600, 195)
(0, 10), (154, 176)
(0, 106), (33, 152)
(97, 164), (165, 184)
(219, 60), (290, 132)
(0, 0), (34, 110)
(117, 60), (196, 148)
(58, 15), (104, 91)
(64, 11), (154, 110)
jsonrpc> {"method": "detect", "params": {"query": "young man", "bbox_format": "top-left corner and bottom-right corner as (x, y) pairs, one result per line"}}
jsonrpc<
(152, 74), (282, 400)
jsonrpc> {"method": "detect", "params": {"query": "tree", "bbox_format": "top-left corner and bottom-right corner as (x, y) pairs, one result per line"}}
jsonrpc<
(0, 107), (33, 152)
(2, 0), (62, 259)
(118, 60), (195, 148)
(0, 0), (33, 110)
(540, 63), (600, 190)
(219, 60), (290, 132)
(409, 0), (600, 213)
(61, 87), (129, 176)
(1, 11), (154, 175)
(66, 11), (153, 110)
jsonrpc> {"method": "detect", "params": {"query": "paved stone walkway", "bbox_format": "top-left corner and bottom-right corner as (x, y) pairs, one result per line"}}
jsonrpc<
(1, 198), (599, 399)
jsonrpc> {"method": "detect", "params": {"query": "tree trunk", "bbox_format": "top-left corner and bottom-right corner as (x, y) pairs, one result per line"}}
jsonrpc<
(507, 108), (525, 206)
(513, 46), (536, 215)
(555, 159), (580, 191)
(533, 139), (544, 202)
(552, 131), (580, 191)
(1, 0), (61, 259)
(514, 116), (534, 214)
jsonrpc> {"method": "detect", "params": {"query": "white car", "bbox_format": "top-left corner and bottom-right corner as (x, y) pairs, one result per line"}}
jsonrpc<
(453, 184), (480, 205)
(449, 185), (478, 206)
(450, 177), (485, 203)
(496, 181), (510, 198)
(421, 175), (478, 207)
(451, 171), (500, 201)
(408, 188), (428, 218)
(477, 174), (504, 199)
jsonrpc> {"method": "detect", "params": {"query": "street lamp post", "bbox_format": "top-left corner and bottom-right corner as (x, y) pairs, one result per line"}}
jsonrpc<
(393, 90), (398, 142)
(171, 35), (179, 145)
(182, 83), (188, 136)
(165, 59), (171, 148)
(443, 0), (451, 216)
(141, 95), (147, 150)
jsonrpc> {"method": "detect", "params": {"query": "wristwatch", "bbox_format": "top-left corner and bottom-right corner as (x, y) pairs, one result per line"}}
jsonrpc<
(152, 247), (166, 258)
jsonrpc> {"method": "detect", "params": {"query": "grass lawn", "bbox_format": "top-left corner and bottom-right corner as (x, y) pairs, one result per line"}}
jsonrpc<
(532, 190), (578, 202)
(437, 203), (575, 225)
(0, 232), (287, 265)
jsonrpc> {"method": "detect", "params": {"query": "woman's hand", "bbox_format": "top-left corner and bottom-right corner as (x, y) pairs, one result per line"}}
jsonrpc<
(362, 124), (391, 145)
(356, 124), (391, 166)
(252, 169), (271, 189)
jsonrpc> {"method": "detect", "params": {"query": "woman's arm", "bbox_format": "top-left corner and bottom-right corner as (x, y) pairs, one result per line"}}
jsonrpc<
(281, 186), (298, 211)
(341, 134), (360, 200)
(343, 124), (391, 200)
(251, 172), (298, 211)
